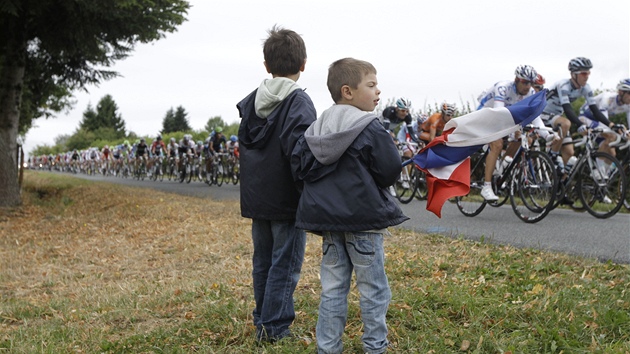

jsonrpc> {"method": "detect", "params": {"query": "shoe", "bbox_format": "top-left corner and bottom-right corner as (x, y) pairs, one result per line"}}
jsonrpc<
(389, 186), (396, 196)
(402, 181), (410, 189)
(602, 196), (612, 204)
(559, 195), (574, 205)
(481, 185), (499, 201)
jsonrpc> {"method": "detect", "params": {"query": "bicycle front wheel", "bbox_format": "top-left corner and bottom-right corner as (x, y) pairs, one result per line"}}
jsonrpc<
(510, 151), (557, 223)
(396, 165), (416, 204)
(577, 152), (626, 219)
(456, 151), (487, 217)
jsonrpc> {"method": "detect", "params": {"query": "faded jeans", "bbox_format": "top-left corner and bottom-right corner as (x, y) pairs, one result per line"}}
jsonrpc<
(317, 231), (391, 354)
(251, 219), (306, 341)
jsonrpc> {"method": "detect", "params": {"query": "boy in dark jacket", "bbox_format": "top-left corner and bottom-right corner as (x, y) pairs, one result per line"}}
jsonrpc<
(236, 25), (317, 342)
(292, 58), (408, 354)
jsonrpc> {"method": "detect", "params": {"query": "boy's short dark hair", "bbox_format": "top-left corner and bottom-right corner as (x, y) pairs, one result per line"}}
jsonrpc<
(327, 58), (377, 103)
(263, 25), (307, 77)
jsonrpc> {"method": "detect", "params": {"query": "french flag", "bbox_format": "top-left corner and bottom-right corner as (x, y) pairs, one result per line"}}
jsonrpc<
(411, 89), (548, 217)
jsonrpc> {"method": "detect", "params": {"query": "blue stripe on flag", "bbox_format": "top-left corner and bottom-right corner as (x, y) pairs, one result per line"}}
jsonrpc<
(506, 89), (548, 126)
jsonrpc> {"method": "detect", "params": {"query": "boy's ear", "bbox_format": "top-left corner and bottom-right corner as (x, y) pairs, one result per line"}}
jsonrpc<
(264, 61), (271, 74)
(300, 59), (306, 72)
(341, 85), (352, 100)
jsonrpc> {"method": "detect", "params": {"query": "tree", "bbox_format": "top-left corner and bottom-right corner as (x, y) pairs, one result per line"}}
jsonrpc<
(161, 107), (177, 134)
(0, 0), (190, 207)
(80, 95), (126, 138)
(204, 116), (226, 133)
(172, 106), (192, 132)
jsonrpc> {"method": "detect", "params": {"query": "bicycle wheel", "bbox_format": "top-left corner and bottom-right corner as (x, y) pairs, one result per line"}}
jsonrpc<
(231, 160), (240, 185)
(215, 162), (224, 186)
(396, 164), (416, 204)
(414, 168), (428, 200)
(510, 151), (558, 223)
(456, 151), (487, 216)
(623, 162), (630, 211)
(186, 162), (193, 183)
(577, 152), (626, 219)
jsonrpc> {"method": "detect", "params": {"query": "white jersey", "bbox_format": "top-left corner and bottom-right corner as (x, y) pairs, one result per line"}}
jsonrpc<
(477, 80), (535, 110)
(543, 79), (597, 115)
(579, 91), (630, 127)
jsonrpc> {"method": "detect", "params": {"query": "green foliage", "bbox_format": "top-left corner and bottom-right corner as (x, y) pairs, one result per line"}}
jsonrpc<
(204, 116), (227, 133)
(79, 95), (126, 138)
(161, 106), (191, 133)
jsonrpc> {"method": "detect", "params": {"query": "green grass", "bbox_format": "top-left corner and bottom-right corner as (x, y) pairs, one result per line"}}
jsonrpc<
(1, 172), (629, 353)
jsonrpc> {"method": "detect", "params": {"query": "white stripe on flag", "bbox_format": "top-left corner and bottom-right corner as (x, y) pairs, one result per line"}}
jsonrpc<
(443, 107), (520, 147)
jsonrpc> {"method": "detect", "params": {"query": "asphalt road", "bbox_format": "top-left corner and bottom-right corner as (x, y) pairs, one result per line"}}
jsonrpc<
(69, 173), (630, 264)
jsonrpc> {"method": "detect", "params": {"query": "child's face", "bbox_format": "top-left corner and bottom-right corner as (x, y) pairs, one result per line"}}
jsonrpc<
(350, 73), (380, 112)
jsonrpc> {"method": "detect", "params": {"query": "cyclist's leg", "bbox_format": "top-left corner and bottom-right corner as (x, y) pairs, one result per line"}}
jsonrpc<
(482, 139), (502, 200)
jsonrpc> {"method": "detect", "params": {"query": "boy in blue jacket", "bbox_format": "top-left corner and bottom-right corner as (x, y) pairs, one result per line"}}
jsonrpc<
(236, 25), (317, 342)
(292, 58), (408, 354)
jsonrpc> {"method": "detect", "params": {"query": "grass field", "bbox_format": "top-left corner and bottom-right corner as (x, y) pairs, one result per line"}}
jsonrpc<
(0, 171), (628, 353)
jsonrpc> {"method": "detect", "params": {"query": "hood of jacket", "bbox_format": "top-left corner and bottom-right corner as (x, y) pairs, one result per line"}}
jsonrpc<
(304, 104), (377, 165)
(255, 77), (301, 118)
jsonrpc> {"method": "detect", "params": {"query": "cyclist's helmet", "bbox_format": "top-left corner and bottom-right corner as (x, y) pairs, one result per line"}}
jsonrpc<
(441, 102), (457, 116)
(534, 74), (546, 86)
(396, 97), (411, 110)
(616, 78), (630, 92)
(230, 135), (237, 142)
(568, 57), (593, 72)
(183, 134), (189, 142)
(104, 145), (109, 149)
(197, 140), (203, 146)
(514, 65), (537, 82)
(134, 139), (140, 145)
(170, 137), (175, 143)
(215, 126), (223, 133)
(156, 134), (162, 141)
(140, 138), (145, 143)
(123, 140), (130, 146)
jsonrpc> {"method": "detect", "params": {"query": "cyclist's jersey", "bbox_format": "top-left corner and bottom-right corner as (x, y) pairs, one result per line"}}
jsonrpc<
(151, 140), (166, 156)
(579, 91), (630, 126)
(477, 80), (535, 109)
(211, 134), (227, 152)
(543, 79), (597, 116)
(419, 113), (446, 143)
(178, 140), (195, 154)
(71, 152), (80, 161)
(89, 149), (99, 160)
(167, 142), (179, 157)
(136, 142), (148, 156)
(101, 147), (110, 159)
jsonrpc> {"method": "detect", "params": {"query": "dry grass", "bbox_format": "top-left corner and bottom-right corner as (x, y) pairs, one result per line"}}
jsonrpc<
(1, 171), (629, 353)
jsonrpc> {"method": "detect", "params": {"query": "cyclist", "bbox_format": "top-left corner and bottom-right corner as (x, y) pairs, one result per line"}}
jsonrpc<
(541, 57), (616, 174)
(135, 138), (149, 173)
(209, 126), (227, 155)
(533, 73), (546, 92)
(177, 134), (196, 173)
(476, 64), (538, 200)
(419, 102), (456, 144)
(381, 97), (419, 142)
(148, 135), (166, 176)
(226, 135), (239, 159)
(101, 145), (112, 175)
(578, 78), (630, 157)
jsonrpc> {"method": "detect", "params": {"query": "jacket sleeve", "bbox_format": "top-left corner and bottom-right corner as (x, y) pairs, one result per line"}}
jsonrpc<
(366, 121), (403, 187)
(279, 92), (317, 161)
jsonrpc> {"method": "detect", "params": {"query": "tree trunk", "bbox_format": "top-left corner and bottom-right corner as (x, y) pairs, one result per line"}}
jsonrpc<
(0, 38), (26, 207)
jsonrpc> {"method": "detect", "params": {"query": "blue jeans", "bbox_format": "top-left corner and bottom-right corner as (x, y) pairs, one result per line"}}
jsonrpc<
(317, 232), (391, 354)
(251, 219), (306, 341)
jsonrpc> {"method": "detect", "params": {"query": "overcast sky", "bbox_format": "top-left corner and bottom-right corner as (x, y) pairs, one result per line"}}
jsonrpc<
(23, 0), (630, 155)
